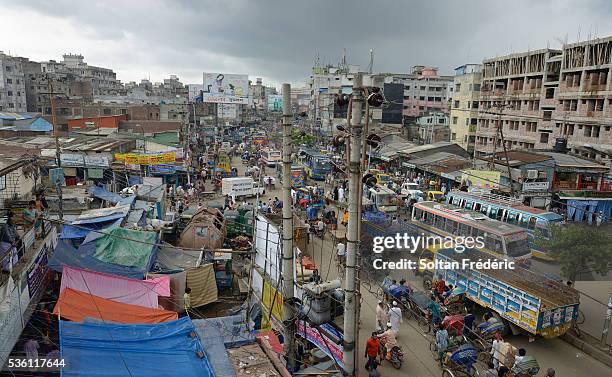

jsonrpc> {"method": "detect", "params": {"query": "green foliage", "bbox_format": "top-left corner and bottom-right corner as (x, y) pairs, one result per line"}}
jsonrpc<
(292, 130), (316, 147)
(536, 224), (612, 281)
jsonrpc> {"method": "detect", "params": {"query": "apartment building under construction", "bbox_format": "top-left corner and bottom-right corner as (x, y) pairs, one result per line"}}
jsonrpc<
(475, 37), (612, 167)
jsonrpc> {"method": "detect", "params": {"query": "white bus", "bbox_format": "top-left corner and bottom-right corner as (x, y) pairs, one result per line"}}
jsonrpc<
(261, 149), (282, 167)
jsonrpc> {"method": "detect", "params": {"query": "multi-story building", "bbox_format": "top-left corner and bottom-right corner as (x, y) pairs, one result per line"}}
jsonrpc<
(450, 64), (482, 154)
(475, 48), (562, 157)
(0, 52), (27, 112)
(393, 66), (453, 118)
(416, 111), (450, 143)
(291, 86), (310, 114)
(474, 38), (612, 168)
(555, 37), (612, 165)
(40, 54), (123, 95)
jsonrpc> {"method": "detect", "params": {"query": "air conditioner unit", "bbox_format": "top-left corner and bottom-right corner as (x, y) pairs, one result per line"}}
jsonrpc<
(526, 170), (538, 179)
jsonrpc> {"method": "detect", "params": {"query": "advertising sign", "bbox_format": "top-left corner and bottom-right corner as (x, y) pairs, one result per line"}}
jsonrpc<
(202, 73), (249, 104)
(188, 84), (204, 102)
(60, 153), (85, 167)
(522, 181), (550, 191)
(217, 104), (238, 119)
(291, 167), (305, 188)
(267, 95), (283, 112)
(27, 245), (49, 299)
(462, 170), (501, 189)
(84, 155), (109, 168)
(296, 321), (344, 369)
(115, 152), (176, 166)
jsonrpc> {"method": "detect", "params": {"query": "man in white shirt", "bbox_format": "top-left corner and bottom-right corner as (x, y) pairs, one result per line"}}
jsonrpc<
(388, 301), (403, 336)
(338, 186), (345, 202)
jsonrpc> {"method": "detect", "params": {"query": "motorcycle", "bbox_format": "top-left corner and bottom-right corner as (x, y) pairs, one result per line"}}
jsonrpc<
(378, 332), (404, 369)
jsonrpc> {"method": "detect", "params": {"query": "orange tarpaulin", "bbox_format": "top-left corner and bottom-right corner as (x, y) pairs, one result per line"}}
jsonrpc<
(53, 288), (178, 324)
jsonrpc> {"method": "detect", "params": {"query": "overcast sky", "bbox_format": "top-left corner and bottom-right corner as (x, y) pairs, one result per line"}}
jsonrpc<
(2, 0), (612, 88)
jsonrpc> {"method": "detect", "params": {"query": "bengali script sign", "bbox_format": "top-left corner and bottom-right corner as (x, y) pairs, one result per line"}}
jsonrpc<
(114, 152), (176, 166)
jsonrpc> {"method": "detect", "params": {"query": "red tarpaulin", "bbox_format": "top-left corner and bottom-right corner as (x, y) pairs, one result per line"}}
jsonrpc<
(53, 288), (178, 324)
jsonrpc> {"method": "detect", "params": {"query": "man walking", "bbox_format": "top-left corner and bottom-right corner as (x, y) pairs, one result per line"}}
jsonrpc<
(364, 332), (381, 371)
(388, 301), (403, 336)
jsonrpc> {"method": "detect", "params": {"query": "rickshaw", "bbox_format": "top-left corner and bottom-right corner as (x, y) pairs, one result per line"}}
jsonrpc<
(407, 291), (438, 333)
(510, 356), (540, 377)
(470, 319), (505, 359)
(441, 344), (480, 377)
(380, 276), (412, 310)
(442, 314), (465, 337)
(443, 287), (467, 315)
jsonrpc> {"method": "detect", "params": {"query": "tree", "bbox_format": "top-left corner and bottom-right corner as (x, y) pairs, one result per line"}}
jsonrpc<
(536, 224), (612, 282)
(292, 130), (315, 147)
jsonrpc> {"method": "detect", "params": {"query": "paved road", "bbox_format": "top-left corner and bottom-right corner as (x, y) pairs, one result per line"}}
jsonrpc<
(226, 156), (611, 377)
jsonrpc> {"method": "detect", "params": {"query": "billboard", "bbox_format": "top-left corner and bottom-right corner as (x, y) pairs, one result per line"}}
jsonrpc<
(202, 73), (249, 104)
(217, 104), (238, 119)
(267, 95), (283, 112)
(461, 169), (501, 189)
(188, 84), (204, 102)
(382, 83), (404, 124)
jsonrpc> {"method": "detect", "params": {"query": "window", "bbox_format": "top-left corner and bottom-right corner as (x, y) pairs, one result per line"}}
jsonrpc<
(451, 133), (456, 140)
(540, 133), (549, 143)
(7, 91), (12, 96)
(8, 102), (14, 108)
(452, 117), (458, 124)
(454, 100), (460, 108)
(5, 66), (11, 72)
(419, 96), (425, 101)
(420, 86), (426, 90)
(6, 78), (12, 84)
(545, 88), (555, 99)
(17, 91), (21, 97)
(455, 83), (461, 92)
(473, 84), (481, 91)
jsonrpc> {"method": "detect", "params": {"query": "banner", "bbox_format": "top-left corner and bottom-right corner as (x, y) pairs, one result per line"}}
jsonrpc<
(202, 73), (249, 104)
(462, 169), (501, 189)
(296, 320), (344, 369)
(114, 152), (176, 166)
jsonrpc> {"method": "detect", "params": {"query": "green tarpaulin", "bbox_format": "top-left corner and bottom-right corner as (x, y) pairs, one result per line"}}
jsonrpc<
(93, 228), (157, 269)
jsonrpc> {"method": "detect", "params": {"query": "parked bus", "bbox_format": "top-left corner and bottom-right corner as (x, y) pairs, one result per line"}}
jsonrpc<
(445, 191), (563, 260)
(298, 148), (332, 181)
(366, 184), (398, 213)
(261, 149), (282, 167)
(411, 201), (532, 262)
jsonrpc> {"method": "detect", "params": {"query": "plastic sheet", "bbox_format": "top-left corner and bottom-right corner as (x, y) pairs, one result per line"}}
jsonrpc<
(59, 317), (214, 377)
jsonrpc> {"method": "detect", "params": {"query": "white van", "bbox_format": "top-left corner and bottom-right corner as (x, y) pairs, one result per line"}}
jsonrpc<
(222, 177), (265, 199)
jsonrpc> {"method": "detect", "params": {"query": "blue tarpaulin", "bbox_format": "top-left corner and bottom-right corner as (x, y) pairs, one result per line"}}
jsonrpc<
(48, 239), (146, 279)
(566, 199), (612, 223)
(60, 217), (124, 239)
(89, 186), (124, 204)
(193, 313), (255, 377)
(59, 317), (215, 377)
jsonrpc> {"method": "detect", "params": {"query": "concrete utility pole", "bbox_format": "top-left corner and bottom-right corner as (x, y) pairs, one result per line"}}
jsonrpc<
(280, 83), (296, 371)
(343, 73), (363, 376)
(46, 76), (63, 221)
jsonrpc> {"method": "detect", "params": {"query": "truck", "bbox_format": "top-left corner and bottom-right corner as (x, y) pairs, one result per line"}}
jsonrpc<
(400, 182), (423, 199)
(432, 248), (580, 339)
(221, 177), (265, 199)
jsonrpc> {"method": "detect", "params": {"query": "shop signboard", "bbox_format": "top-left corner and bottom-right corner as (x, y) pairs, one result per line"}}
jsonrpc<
(202, 73), (249, 104)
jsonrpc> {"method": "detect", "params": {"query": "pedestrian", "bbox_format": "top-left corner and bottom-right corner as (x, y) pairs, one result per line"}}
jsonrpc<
(491, 333), (503, 369)
(183, 287), (192, 312)
(388, 301), (403, 336)
(367, 362), (381, 377)
(497, 366), (510, 377)
(463, 312), (476, 339)
(428, 294), (441, 325)
(364, 332), (381, 371)
(375, 300), (388, 331)
(435, 322), (449, 361)
(514, 348), (526, 365)
(305, 221), (311, 244)
(338, 186), (345, 203)
(377, 322), (397, 359)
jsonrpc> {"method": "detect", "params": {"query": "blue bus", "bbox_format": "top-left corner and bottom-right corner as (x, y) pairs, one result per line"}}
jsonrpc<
(445, 191), (563, 260)
(298, 148), (332, 181)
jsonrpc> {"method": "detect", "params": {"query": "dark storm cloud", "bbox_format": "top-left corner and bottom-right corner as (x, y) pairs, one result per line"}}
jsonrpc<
(4, 0), (612, 84)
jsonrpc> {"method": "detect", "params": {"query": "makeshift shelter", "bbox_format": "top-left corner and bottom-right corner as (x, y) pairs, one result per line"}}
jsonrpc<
(53, 288), (177, 324)
(59, 317), (214, 377)
(193, 312), (255, 377)
(148, 270), (187, 312)
(50, 228), (158, 279)
(59, 204), (131, 240)
(60, 266), (168, 309)
(186, 264), (218, 307)
(178, 208), (226, 250)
